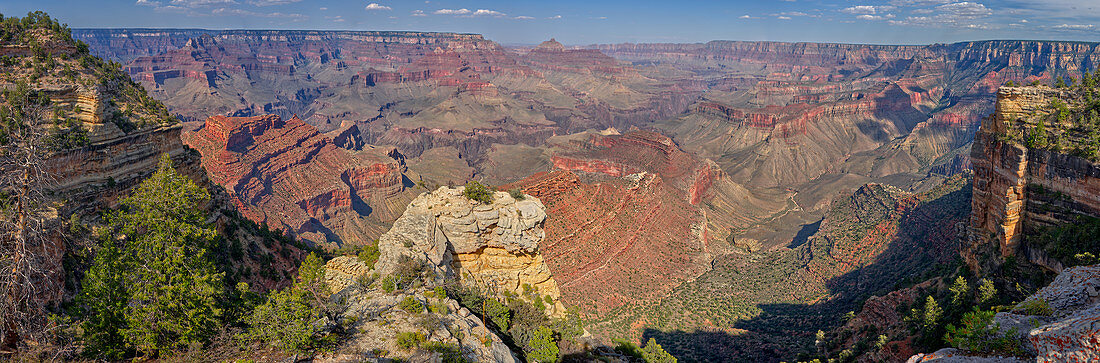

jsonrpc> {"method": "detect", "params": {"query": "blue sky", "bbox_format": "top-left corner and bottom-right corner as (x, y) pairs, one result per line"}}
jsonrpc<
(1, 0), (1099, 45)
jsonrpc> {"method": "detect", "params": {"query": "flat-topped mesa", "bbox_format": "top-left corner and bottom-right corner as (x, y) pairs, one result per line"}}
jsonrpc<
(968, 86), (1100, 272)
(374, 187), (565, 315)
(183, 113), (410, 246)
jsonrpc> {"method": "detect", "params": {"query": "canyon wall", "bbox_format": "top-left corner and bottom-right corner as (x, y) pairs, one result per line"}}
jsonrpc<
(968, 86), (1100, 270)
(183, 114), (414, 247)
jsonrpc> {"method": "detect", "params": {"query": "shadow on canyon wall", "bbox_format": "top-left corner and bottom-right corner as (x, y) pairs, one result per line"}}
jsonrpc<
(640, 183), (971, 362)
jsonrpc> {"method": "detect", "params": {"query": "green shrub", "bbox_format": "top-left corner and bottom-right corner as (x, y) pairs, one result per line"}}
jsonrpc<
(945, 309), (1021, 355)
(429, 301), (451, 315)
(399, 296), (425, 313)
(395, 331), (426, 350)
(79, 154), (223, 357)
(381, 276), (397, 293)
(525, 326), (559, 363)
(1016, 298), (1053, 316)
(509, 188), (526, 201)
(950, 276), (970, 306)
(241, 287), (321, 353)
(614, 339), (644, 359)
(463, 181), (494, 204)
(923, 296), (942, 330)
(423, 341), (471, 363)
(357, 272), (379, 289)
(357, 243), (380, 269)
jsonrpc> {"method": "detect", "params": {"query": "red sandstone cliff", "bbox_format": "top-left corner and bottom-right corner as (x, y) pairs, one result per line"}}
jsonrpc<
(183, 114), (414, 246)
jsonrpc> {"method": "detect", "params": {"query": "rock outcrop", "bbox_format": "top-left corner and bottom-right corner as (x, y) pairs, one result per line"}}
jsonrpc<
(321, 256), (518, 363)
(907, 264), (1100, 363)
(373, 187), (565, 314)
(183, 114), (414, 247)
(968, 87), (1100, 269)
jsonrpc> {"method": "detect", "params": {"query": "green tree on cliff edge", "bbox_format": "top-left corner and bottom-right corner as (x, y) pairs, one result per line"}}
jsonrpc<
(80, 154), (224, 358)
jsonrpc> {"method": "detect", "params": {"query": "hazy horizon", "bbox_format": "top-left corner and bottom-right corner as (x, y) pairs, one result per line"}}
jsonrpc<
(3, 0), (1099, 46)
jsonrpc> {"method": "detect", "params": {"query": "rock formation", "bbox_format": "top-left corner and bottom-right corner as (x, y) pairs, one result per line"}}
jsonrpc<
(183, 113), (416, 247)
(321, 256), (518, 363)
(968, 86), (1100, 270)
(373, 186), (565, 314)
(907, 264), (1100, 363)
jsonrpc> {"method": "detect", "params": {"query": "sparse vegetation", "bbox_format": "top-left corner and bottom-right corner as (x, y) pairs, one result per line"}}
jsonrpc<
(945, 309), (1021, 355)
(399, 296), (425, 313)
(463, 181), (494, 204)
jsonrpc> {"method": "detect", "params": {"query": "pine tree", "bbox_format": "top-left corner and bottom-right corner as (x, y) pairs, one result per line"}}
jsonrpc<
(642, 338), (678, 363)
(950, 276), (969, 306)
(977, 279), (997, 306)
(923, 296), (942, 330)
(81, 154), (224, 357)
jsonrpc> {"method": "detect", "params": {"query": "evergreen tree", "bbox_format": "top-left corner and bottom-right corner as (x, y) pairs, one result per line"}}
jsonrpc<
(81, 154), (224, 357)
(922, 296), (942, 330)
(977, 279), (997, 306)
(950, 276), (969, 306)
(525, 326), (559, 363)
(642, 338), (678, 363)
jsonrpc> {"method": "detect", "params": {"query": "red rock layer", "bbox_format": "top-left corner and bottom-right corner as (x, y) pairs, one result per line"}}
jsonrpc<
(508, 170), (711, 315)
(183, 114), (408, 246)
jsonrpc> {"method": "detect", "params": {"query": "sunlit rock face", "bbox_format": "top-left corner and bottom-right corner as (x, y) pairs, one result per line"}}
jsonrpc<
(373, 187), (566, 315)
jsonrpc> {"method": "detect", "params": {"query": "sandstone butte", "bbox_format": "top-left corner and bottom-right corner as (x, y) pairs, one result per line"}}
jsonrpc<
(372, 186), (566, 316)
(967, 86), (1100, 271)
(182, 113), (415, 247)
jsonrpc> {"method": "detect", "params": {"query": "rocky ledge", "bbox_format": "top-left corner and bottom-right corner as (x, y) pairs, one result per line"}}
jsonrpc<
(908, 264), (1100, 363)
(321, 256), (517, 363)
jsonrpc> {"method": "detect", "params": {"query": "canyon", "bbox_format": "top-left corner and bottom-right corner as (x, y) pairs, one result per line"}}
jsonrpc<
(64, 28), (1100, 361)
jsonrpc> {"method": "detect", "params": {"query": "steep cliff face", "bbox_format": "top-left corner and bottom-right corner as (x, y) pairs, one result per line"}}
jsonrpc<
(968, 86), (1100, 271)
(183, 114), (414, 247)
(373, 187), (565, 315)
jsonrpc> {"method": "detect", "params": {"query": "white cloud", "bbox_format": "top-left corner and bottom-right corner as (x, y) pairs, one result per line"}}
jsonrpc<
(210, 7), (306, 20)
(739, 15), (752, 19)
(411, 10), (426, 16)
(434, 8), (469, 15)
(248, 0), (300, 6)
(548, 15), (562, 19)
(471, 9), (503, 16)
(136, 0), (157, 6)
(169, 0), (236, 6)
(842, 5), (895, 14)
(890, 0), (950, 5)
(514, 15), (535, 19)
(1054, 23), (1096, 30)
(433, 8), (505, 16)
(365, 3), (391, 10)
(319, 7), (327, 10)
(857, 14), (895, 20)
(936, 2), (992, 18)
(777, 16), (791, 20)
(843, 6), (877, 14)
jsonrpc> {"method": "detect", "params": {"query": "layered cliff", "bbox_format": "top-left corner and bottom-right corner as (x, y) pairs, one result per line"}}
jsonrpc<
(968, 86), (1100, 271)
(183, 114), (415, 247)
